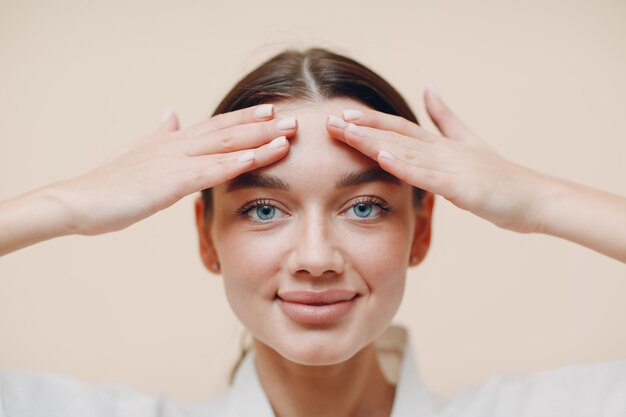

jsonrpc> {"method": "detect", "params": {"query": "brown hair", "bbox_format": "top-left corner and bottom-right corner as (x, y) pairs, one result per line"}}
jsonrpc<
(201, 47), (426, 384)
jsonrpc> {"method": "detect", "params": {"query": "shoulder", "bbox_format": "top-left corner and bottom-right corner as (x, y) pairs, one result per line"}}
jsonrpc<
(434, 359), (626, 416)
(0, 368), (186, 417)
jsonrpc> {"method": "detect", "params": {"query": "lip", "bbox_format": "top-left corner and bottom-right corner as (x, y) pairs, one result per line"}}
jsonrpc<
(276, 289), (359, 325)
(277, 289), (358, 305)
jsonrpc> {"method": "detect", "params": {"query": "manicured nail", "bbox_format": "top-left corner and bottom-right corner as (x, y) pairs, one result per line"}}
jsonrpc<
(343, 109), (364, 121)
(328, 115), (347, 129)
(254, 104), (274, 119)
(426, 83), (442, 98)
(268, 136), (288, 150)
(237, 151), (255, 163)
(276, 116), (297, 131)
(347, 123), (365, 138)
(378, 150), (395, 160)
(162, 108), (173, 122)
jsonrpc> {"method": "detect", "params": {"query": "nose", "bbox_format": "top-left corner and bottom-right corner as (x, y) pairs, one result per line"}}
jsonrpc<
(286, 210), (345, 278)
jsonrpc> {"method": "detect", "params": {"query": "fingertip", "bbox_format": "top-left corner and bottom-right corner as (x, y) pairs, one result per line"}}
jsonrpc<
(170, 112), (180, 130)
(426, 83), (442, 99)
(160, 108), (179, 131)
(325, 117), (348, 143)
(327, 114), (347, 129)
(424, 87), (441, 108)
(268, 135), (289, 150)
(162, 108), (174, 122)
(424, 87), (448, 122)
(254, 103), (274, 120)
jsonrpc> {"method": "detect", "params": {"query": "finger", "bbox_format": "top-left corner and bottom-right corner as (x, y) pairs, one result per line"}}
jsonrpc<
(159, 108), (180, 132)
(424, 86), (475, 142)
(185, 103), (275, 137)
(339, 108), (439, 143)
(327, 117), (432, 158)
(182, 116), (298, 157)
(185, 135), (291, 191)
(376, 149), (456, 197)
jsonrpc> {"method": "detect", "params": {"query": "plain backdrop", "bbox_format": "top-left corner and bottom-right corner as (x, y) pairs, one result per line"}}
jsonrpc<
(1, 0), (625, 404)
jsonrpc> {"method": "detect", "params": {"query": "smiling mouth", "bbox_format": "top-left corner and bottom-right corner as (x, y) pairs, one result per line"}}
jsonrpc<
(274, 295), (358, 306)
(274, 292), (360, 325)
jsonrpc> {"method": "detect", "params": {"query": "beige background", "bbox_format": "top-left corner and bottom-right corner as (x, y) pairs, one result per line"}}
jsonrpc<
(1, 0), (625, 404)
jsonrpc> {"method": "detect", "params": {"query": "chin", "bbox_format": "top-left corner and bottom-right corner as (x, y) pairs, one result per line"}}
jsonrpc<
(266, 330), (367, 366)
(279, 345), (359, 366)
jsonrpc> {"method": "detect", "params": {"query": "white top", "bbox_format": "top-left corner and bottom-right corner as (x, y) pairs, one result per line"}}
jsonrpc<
(1, 324), (625, 416)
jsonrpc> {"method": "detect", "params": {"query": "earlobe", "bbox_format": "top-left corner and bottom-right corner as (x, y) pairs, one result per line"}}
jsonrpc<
(409, 192), (435, 266)
(194, 196), (221, 274)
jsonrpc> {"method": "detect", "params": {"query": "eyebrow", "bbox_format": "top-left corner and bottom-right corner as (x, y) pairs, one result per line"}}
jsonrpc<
(225, 167), (401, 193)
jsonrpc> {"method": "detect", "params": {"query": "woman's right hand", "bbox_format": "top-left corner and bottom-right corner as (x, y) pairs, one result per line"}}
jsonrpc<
(53, 104), (295, 236)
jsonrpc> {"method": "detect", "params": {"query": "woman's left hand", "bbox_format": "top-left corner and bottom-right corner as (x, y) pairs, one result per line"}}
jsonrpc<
(326, 86), (549, 234)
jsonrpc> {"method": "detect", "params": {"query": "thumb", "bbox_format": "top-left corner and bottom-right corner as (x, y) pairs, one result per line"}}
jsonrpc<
(424, 84), (473, 141)
(158, 108), (180, 132)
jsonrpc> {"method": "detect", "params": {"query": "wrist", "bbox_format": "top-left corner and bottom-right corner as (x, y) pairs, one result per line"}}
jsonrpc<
(530, 171), (575, 236)
(0, 181), (79, 256)
(44, 179), (82, 236)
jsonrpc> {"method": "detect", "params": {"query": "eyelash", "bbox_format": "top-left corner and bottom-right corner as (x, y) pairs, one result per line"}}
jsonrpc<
(235, 196), (392, 221)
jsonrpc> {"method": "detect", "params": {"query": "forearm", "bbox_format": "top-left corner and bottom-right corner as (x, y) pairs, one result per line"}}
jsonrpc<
(0, 182), (76, 257)
(535, 174), (626, 263)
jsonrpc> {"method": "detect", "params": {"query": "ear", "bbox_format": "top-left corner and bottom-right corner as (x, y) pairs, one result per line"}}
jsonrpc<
(408, 191), (435, 267)
(194, 195), (221, 275)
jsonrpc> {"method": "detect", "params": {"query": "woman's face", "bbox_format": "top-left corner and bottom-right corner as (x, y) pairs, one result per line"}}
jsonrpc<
(195, 97), (433, 366)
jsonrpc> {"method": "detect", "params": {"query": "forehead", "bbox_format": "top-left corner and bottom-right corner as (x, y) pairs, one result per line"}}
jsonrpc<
(255, 97), (377, 177)
(212, 97), (385, 197)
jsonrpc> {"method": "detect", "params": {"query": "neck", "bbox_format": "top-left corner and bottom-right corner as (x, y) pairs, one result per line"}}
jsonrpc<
(253, 339), (396, 417)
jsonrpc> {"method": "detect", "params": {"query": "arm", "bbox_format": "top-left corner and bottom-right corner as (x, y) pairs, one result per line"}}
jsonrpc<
(535, 174), (626, 263)
(325, 85), (626, 264)
(0, 182), (76, 257)
(0, 104), (295, 258)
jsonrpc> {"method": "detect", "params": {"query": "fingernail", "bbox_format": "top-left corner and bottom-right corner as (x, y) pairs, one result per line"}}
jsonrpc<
(378, 150), (395, 160)
(328, 115), (347, 129)
(254, 104), (274, 119)
(237, 151), (255, 163)
(426, 83), (442, 98)
(343, 109), (364, 121)
(276, 116), (297, 131)
(347, 123), (365, 138)
(162, 108), (173, 122)
(268, 136), (288, 150)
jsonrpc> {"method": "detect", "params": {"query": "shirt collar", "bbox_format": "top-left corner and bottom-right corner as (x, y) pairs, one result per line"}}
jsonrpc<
(227, 324), (435, 417)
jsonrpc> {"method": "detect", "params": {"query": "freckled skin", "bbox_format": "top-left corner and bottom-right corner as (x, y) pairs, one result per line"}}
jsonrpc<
(194, 97), (434, 416)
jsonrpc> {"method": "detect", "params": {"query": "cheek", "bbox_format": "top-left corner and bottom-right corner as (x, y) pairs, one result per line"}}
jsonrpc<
(216, 228), (286, 317)
(346, 224), (411, 287)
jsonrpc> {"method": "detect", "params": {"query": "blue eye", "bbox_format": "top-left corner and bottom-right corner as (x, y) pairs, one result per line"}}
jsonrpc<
(352, 203), (374, 218)
(255, 205), (276, 220)
(344, 197), (390, 220)
(236, 198), (287, 222)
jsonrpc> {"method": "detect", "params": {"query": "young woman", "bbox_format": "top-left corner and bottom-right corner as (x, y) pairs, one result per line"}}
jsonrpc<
(1, 48), (625, 416)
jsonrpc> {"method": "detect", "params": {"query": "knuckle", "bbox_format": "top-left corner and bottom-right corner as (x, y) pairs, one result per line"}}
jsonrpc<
(403, 149), (417, 161)
(388, 130), (402, 144)
(400, 117), (414, 132)
(422, 171), (437, 187)
(214, 154), (228, 165)
(218, 127), (235, 151)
